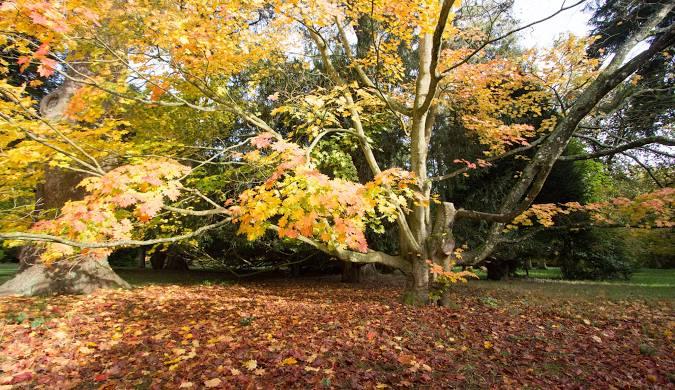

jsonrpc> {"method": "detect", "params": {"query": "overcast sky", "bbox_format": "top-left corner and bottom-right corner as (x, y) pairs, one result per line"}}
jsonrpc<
(512, 0), (591, 48)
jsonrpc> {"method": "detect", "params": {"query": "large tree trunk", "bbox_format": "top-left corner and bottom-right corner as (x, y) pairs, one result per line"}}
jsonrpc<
(0, 64), (129, 296)
(0, 255), (130, 296)
(402, 258), (429, 305)
(0, 168), (128, 295)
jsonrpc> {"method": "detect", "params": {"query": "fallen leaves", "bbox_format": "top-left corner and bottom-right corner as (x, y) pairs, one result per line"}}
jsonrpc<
(0, 281), (672, 388)
(279, 357), (298, 366)
(242, 359), (257, 371)
(203, 377), (221, 388)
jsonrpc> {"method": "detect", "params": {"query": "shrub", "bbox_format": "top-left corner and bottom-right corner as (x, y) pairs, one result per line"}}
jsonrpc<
(560, 229), (635, 280)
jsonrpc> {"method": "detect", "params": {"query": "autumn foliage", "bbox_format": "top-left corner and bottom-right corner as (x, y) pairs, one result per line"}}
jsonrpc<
(0, 0), (673, 303)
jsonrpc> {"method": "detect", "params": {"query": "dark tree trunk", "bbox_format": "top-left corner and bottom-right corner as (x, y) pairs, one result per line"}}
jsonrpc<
(341, 262), (363, 283)
(150, 247), (188, 270)
(150, 250), (166, 270)
(1, 168), (128, 296)
(290, 263), (301, 277)
(485, 259), (515, 280)
(136, 247), (147, 269)
(164, 252), (189, 271)
(525, 258), (532, 277)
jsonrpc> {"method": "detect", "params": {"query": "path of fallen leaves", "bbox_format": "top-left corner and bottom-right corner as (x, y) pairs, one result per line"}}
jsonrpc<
(0, 279), (673, 389)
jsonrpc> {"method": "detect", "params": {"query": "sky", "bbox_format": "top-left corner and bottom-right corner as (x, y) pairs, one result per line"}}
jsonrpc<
(512, 0), (650, 61)
(512, 0), (592, 48)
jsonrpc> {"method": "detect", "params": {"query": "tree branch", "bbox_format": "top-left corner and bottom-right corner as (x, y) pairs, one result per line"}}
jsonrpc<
(0, 219), (230, 249)
(430, 134), (548, 182)
(559, 136), (675, 161)
(440, 0), (587, 76)
(267, 225), (411, 272)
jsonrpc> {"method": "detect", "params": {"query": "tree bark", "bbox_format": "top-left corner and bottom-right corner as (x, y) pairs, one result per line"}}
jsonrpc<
(0, 62), (128, 296)
(0, 255), (130, 296)
(402, 258), (429, 306)
(164, 251), (189, 270)
(150, 250), (166, 270)
(150, 247), (189, 270)
(136, 246), (146, 269)
(341, 262), (363, 283)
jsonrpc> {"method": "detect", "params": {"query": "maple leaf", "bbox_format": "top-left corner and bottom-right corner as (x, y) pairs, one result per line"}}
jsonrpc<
(29, 11), (50, 26)
(204, 378), (222, 388)
(17, 56), (31, 72)
(280, 357), (298, 366)
(37, 58), (57, 77)
(243, 359), (257, 371)
(251, 133), (275, 149)
(150, 85), (166, 102)
(35, 42), (50, 57)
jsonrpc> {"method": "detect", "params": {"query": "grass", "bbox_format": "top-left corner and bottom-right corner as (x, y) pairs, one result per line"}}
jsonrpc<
(463, 267), (675, 300)
(0, 263), (16, 284)
(1, 262), (673, 300)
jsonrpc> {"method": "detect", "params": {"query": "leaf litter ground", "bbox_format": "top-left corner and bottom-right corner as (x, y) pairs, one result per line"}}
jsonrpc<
(0, 278), (673, 388)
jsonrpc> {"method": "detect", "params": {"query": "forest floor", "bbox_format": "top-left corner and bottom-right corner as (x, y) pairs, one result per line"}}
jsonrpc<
(0, 272), (673, 388)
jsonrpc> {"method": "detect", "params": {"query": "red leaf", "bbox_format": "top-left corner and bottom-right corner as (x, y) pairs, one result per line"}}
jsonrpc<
(251, 133), (274, 149)
(11, 372), (32, 384)
(17, 56), (31, 73)
(35, 42), (50, 57)
(29, 11), (50, 26)
(37, 58), (57, 77)
(94, 373), (108, 382)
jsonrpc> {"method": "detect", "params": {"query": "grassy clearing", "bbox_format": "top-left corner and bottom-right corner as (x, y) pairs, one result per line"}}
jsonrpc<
(0, 263), (16, 284)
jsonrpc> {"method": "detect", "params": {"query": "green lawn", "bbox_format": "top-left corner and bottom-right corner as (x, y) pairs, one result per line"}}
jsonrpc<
(0, 263), (16, 284)
(1, 263), (673, 300)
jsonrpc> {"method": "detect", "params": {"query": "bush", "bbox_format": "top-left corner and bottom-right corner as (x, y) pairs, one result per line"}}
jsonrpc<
(0, 244), (20, 263)
(108, 248), (139, 267)
(623, 229), (675, 269)
(560, 230), (635, 280)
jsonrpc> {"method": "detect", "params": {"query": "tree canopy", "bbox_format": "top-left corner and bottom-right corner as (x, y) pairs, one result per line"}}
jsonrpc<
(0, 0), (673, 301)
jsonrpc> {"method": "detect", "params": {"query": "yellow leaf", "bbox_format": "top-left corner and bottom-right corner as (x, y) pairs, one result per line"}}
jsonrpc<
(243, 359), (257, 371)
(280, 357), (298, 366)
(163, 357), (182, 366)
(483, 341), (493, 349)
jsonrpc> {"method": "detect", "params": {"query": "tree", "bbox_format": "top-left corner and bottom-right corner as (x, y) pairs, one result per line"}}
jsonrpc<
(0, 0), (673, 301)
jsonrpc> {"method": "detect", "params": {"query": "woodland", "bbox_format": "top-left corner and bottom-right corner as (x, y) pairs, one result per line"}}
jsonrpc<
(0, 0), (673, 387)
